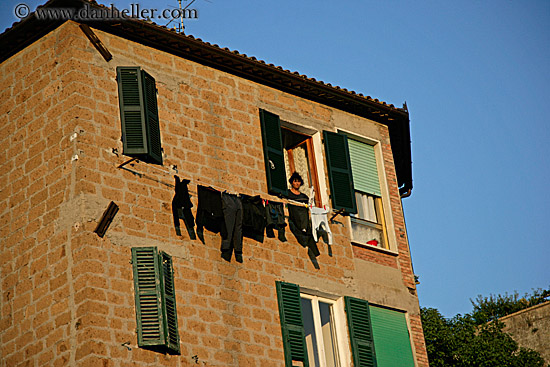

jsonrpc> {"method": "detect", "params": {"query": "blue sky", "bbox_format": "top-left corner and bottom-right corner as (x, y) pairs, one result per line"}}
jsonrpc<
(2, 0), (549, 318)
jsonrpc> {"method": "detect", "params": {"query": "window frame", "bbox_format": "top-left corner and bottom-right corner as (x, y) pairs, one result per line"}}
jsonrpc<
(276, 282), (415, 367)
(259, 109), (325, 206)
(282, 126), (322, 207)
(300, 293), (351, 367)
(351, 192), (389, 250)
(336, 129), (397, 252)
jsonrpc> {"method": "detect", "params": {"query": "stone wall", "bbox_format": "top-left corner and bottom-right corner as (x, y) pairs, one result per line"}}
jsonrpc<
(0, 20), (428, 366)
(501, 301), (550, 365)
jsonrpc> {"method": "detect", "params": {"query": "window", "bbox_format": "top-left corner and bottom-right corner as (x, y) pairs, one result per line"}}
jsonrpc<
(277, 281), (373, 367)
(131, 247), (180, 354)
(282, 127), (322, 207)
(276, 282), (415, 367)
(259, 110), (321, 206)
(323, 131), (389, 249)
(301, 295), (340, 367)
(348, 139), (388, 249)
(116, 66), (163, 165)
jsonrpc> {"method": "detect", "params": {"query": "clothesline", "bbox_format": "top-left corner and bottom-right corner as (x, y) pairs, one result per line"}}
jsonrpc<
(186, 178), (313, 208)
(116, 157), (315, 208)
(173, 175), (335, 259)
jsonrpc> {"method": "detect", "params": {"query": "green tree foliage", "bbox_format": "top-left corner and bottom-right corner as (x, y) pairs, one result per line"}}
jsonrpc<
(470, 287), (550, 325)
(421, 307), (547, 367)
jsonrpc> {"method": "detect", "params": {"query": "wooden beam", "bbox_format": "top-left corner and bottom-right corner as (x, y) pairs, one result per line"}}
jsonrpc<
(79, 24), (112, 61)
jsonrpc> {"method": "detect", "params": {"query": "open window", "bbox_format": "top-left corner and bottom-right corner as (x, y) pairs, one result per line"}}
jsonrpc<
(276, 281), (378, 367)
(276, 281), (415, 367)
(301, 294), (342, 367)
(282, 127), (322, 207)
(259, 110), (321, 206)
(347, 139), (389, 249)
(323, 131), (389, 249)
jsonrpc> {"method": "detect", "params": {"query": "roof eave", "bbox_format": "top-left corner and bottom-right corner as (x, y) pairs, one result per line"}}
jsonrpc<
(0, 0), (413, 194)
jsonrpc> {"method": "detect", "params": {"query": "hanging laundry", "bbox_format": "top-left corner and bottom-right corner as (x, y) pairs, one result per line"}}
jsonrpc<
(287, 181), (310, 231)
(265, 201), (287, 242)
(287, 198), (319, 257)
(286, 173), (320, 257)
(310, 206), (333, 245)
(196, 185), (227, 244)
(221, 192), (243, 263)
(240, 194), (266, 243)
(172, 176), (196, 240)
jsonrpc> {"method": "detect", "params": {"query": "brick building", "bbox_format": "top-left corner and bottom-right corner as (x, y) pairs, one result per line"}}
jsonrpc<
(0, 0), (428, 366)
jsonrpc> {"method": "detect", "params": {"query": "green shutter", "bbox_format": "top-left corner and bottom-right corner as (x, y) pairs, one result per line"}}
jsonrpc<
(276, 281), (309, 367)
(323, 131), (357, 213)
(117, 67), (163, 165)
(369, 306), (414, 367)
(159, 251), (180, 354)
(132, 247), (165, 347)
(259, 110), (288, 196)
(348, 139), (381, 197)
(345, 297), (377, 367)
(142, 70), (163, 165)
(131, 247), (180, 355)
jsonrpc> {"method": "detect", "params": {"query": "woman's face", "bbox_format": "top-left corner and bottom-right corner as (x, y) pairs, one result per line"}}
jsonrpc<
(292, 179), (302, 190)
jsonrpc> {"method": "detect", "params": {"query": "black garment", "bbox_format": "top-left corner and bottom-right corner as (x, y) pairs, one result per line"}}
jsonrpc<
(172, 176), (196, 240)
(287, 190), (309, 203)
(287, 191), (309, 230)
(287, 190), (310, 233)
(221, 193), (243, 262)
(196, 185), (227, 243)
(265, 201), (287, 242)
(240, 194), (266, 243)
(287, 191), (319, 257)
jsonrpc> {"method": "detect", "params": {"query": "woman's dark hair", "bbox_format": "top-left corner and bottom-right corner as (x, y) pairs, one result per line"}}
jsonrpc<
(289, 171), (304, 185)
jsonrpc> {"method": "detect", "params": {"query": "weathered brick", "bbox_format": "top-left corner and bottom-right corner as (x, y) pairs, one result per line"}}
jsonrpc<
(0, 20), (427, 367)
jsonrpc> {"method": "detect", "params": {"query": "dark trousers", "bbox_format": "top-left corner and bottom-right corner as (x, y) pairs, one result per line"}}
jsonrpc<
(221, 193), (243, 262)
(288, 204), (319, 257)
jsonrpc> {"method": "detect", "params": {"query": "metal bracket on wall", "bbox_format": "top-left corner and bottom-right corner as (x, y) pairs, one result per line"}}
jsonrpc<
(116, 157), (175, 188)
(117, 157), (138, 169)
(329, 208), (345, 222)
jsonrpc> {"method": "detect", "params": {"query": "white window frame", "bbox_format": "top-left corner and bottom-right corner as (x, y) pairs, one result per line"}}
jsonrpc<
(278, 117), (329, 206)
(300, 294), (351, 367)
(350, 192), (389, 249)
(336, 129), (398, 253)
